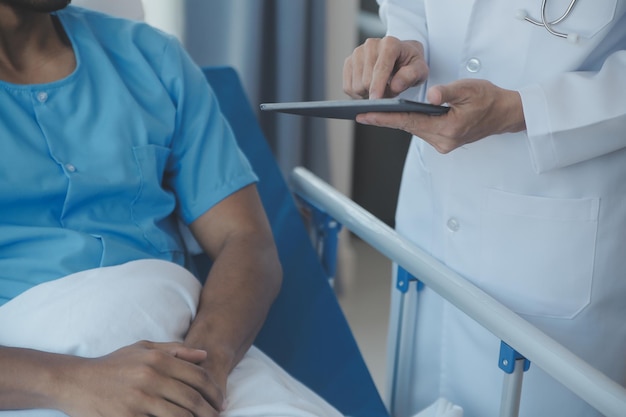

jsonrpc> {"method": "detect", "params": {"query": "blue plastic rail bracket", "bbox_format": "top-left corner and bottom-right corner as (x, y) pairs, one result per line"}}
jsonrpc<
(296, 195), (343, 280)
(316, 210), (342, 280)
(396, 265), (424, 294)
(499, 341), (531, 374)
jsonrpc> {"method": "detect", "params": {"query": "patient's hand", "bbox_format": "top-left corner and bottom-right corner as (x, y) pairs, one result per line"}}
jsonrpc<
(57, 341), (223, 417)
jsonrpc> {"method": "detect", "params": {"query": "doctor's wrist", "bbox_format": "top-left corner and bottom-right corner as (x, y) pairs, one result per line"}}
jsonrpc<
(500, 89), (527, 134)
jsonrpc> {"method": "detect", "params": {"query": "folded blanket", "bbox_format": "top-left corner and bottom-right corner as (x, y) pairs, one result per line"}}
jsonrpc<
(412, 398), (464, 417)
(0, 259), (343, 417)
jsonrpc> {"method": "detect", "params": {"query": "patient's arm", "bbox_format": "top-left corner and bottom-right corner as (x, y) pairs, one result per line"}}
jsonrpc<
(185, 183), (283, 410)
(0, 185), (280, 416)
(0, 341), (220, 416)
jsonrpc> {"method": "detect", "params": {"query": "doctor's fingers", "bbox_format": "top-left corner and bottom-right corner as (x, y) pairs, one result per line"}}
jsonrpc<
(356, 111), (467, 154)
(427, 81), (526, 137)
(344, 37), (415, 99)
(344, 38), (393, 98)
(343, 41), (378, 98)
(374, 38), (428, 98)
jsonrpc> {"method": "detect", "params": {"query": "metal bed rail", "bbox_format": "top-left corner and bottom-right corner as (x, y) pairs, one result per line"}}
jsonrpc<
(291, 166), (626, 417)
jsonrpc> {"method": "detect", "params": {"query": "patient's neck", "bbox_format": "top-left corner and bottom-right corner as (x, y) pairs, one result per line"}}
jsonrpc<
(0, 7), (75, 84)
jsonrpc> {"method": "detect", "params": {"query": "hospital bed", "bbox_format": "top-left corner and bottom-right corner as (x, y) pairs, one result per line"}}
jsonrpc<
(291, 167), (626, 417)
(51, 3), (386, 415)
(200, 66), (389, 417)
(204, 66), (626, 417)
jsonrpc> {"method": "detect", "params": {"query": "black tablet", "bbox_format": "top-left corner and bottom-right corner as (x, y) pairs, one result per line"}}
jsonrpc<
(260, 98), (449, 120)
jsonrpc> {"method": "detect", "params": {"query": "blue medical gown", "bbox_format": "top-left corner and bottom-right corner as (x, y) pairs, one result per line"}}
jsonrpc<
(0, 6), (257, 305)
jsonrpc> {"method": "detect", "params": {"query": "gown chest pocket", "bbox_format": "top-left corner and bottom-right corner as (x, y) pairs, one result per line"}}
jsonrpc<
(131, 145), (180, 253)
(478, 188), (599, 319)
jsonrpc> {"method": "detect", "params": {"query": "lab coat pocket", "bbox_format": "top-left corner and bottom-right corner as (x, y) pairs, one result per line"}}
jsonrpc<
(479, 189), (599, 319)
(544, 0), (618, 39)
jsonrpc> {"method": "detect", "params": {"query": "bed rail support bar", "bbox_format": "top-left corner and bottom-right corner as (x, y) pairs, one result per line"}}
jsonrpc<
(499, 341), (531, 417)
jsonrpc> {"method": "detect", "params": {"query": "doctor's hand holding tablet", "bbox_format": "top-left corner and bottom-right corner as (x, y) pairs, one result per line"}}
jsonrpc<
(342, 36), (527, 154)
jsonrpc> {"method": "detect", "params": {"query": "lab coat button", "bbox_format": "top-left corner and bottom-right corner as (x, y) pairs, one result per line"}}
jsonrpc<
(465, 58), (481, 73)
(36, 91), (48, 103)
(447, 217), (460, 232)
(65, 163), (77, 173)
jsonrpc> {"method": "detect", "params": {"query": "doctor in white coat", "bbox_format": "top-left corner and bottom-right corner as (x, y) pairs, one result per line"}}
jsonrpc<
(344, 1), (626, 416)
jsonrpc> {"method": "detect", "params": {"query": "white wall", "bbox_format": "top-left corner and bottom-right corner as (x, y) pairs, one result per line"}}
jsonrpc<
(72, 0), (144, 20)
(142, 0), (185, 42)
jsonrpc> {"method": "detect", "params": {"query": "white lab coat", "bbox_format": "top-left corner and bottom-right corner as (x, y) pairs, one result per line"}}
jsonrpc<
(377, 1), (626, 416)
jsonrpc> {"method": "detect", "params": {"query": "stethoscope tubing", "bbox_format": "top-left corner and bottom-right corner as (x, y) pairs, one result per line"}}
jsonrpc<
(522, 0), (578, 40)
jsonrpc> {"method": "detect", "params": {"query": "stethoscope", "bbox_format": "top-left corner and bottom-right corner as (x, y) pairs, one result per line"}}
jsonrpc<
(517, 0), (579, 43)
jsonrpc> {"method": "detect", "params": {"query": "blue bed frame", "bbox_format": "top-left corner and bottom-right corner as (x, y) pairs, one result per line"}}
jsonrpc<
(197, 66), (389, 417)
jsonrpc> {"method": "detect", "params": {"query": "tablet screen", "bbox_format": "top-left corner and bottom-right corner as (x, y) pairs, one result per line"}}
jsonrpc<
(260, 98), (449, 120)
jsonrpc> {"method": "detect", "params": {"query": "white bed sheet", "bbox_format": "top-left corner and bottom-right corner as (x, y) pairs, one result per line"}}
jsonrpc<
(0, 259), (343, 417)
